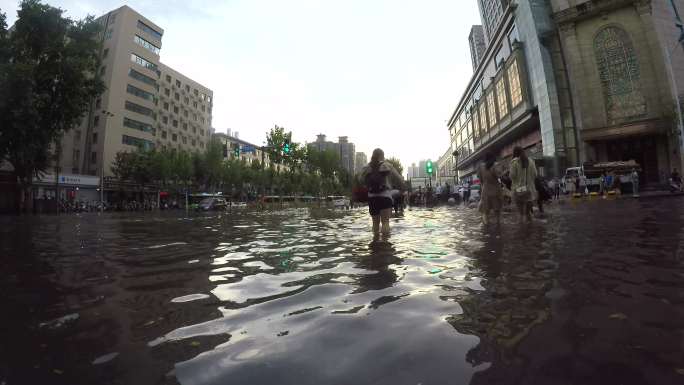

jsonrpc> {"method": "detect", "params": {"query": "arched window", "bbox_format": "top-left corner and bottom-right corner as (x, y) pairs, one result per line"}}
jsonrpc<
(594, 26), (646, 124)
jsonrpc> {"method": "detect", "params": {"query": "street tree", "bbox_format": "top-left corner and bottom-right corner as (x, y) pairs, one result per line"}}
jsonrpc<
(0, 1), (105, 211)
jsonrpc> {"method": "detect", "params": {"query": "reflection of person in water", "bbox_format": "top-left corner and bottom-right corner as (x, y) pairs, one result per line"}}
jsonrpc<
(354, 244), (401, 292)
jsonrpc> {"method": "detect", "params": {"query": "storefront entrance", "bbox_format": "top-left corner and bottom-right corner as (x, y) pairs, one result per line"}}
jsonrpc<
(603, 136), (659, 183)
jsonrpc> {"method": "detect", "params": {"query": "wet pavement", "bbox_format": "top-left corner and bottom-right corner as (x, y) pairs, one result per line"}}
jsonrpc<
(1, 199), (684, 385)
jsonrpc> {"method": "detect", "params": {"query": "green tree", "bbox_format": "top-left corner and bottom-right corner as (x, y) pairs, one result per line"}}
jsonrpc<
(386, 157), (403, 176)
(0, 1), (105, 211)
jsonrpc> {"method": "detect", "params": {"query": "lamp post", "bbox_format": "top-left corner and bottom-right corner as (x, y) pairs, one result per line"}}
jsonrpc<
(100, 110), (114, 213)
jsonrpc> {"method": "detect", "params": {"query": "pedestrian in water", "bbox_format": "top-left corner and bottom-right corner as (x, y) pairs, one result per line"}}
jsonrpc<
(534, 176), (549, 214)
(630, 168), (639, 197)
(478, 152), (503, 225)
(510, 146), (537, 222)
(361, 148), (404, 242)
(464, 181), (471, 205)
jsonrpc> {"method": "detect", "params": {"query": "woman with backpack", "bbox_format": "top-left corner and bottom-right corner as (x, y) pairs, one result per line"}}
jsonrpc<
(360, 148), (404, 242)
(510, 146), (537, 223)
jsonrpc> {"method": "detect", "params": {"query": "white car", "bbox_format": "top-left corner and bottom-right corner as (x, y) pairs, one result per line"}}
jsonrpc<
(326, 196), (350, 209)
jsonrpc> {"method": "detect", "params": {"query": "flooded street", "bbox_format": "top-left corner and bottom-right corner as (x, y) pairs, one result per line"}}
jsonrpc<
(2, 199), (684, 385)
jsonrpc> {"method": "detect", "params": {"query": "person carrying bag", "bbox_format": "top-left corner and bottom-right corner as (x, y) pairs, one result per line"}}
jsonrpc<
(510, 146), (537, 222)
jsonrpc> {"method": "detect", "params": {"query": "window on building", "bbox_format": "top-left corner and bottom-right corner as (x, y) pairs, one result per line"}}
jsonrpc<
(191, 139), (196, 146)
(200, 142), (205, 149)
(175, 80), (181, 88)
(162, 131), (167, 139)
(134, 35), (160, 55)
(72, 150), (80, 165)
(183, 110), (188, 117)
(130, 53), (158, 73)
(508, 59), (523, 107)
(594, 26), (646, 123)
(103, 48), (109, 58)
(162, 116), (168, 124)
(127, 84), (155, 102)
(172, 120), (178, 128)
(182, 136), (187, 144)
(487, 91), (497, 129)
(129, 69), (157, 88)
(173, 106), (179, 114)
(172, 133), (178, 142)
(100, 66), (106, 76)
(200, 117), (205, 124)
(183, 123), (188, 130)
(92, 132), (98, 144)
(105, 28), (113, 39)
(163, 102), (169, 110)
(473, 110), (480, 139)
(200, 129), (205, 136)
(137, 20), (163, 41)
(479, 103), (488, 134)
(125, 101), (155, 118)
(184, 97), (189, 104)
(496, 78), (508, 118)
(192, 126), (197, 133)
(193, 113), (197, 122)
(166, 75), (171, 83)
(201, 105), (205, 112)
(96, 99), (102, 109)
(185, 85), (190, 92)
(123, 117), (155, 134)
(174, 93), (180, 101)
(90, 151), (97, 164)
(122, 134), (154, 150)
(193, 101), (198, 108)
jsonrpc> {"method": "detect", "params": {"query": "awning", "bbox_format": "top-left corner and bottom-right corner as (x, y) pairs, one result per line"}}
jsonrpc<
(582, 119), (666, 141)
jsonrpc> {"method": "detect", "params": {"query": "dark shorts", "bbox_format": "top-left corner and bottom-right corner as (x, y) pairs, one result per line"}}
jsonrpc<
(368, 196), (393, 216)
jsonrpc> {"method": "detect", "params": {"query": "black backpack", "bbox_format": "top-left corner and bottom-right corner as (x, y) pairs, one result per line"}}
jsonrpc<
(365, 163), (389, 193)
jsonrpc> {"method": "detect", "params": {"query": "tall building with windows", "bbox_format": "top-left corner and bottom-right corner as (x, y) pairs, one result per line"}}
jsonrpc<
(448, 0), (572, 181)
(469, 25), (487, 71)
(58, 5), (213, 178)
(355, 152), (368, 174)
(477, 0), (510, 43)
(307, 134), (357, 174)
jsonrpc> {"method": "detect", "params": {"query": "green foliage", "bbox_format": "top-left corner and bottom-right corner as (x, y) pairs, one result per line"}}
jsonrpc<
(386, 157), (403, 176)
(0, 0), (105, 189)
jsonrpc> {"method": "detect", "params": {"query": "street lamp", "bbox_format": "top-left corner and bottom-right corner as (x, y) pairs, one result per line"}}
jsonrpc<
(100, 110), (114, 212)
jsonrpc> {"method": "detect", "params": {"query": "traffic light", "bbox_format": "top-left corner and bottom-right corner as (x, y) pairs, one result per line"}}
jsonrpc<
(234, 145), (240, 157)
(283, 139), (291, 155)
(426, 160), (434, 175)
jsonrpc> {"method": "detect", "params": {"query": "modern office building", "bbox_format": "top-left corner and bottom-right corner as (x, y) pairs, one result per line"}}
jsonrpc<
(551, 0), (684, 183)
(469, 25), (487, 71)
(448, 0), (571, 181)
(477, 0), (510, 43)
(56, 5), (213, 180)
(355, 152), (368, 174)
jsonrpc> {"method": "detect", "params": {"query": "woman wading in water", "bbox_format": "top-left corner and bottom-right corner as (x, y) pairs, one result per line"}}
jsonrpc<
(360, 148), (404, 242)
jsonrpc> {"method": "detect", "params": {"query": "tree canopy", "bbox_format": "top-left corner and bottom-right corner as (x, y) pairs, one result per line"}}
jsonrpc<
(0, 0), (105, 210)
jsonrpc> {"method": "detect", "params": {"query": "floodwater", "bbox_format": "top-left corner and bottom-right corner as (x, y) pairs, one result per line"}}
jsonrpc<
(1, 199), (684, 385)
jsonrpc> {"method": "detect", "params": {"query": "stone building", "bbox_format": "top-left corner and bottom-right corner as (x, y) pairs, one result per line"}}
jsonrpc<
(552, 0), (684, 183)
(307, 134), (356, 174)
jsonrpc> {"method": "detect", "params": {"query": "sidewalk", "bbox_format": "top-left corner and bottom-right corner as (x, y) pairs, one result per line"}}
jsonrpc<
(561, 190), (684, 201)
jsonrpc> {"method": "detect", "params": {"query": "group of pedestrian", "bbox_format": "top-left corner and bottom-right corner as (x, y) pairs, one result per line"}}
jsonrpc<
(478, 146), (542, 225)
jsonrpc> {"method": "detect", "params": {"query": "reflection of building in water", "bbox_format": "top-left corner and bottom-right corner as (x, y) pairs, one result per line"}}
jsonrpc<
(447, 230), (555, 372)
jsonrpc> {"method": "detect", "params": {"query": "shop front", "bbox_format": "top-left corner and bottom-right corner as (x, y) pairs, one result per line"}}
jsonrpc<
(32, 173), (101, 211)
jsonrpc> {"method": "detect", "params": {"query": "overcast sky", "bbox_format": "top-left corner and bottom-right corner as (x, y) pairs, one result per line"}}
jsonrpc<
(1, 0), (481, 169)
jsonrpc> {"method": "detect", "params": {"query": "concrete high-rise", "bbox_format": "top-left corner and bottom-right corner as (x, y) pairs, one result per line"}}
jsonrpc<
(468, 25), (487, 71)
(355, 152), (368, 174)
(58, 5), (213, 178)
(307, 134), (357, 174)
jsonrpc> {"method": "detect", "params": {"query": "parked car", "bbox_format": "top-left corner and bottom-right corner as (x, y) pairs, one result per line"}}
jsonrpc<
(198, 197), (228, 211)
(326, 195), (351, 209)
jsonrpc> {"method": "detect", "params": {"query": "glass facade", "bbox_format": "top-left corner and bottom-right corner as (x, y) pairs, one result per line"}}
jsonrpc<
(122, 134), (154, 150)
(496, 78), (508, 118)
(131, 53), (158, 73)
(125, 101), (156, 119)
(486, 92), (497, 129)
(126, 84), (155, 102)
(137, 20), (163, 41)
(479, 103), (488, 133)
(123, 117), (155, 134)
(134, 35), (160, 55)
(508, 59), (522, 107)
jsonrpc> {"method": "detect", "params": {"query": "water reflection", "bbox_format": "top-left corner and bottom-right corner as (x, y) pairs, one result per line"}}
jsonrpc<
(1, 199), (684, 385)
